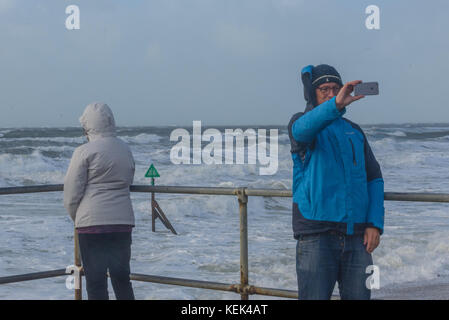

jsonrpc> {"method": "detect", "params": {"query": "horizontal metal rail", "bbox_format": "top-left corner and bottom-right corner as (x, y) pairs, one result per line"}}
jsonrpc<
(0, 185), (63, 195)
(2, 184), (449, 203)
(0, 269), (68, 285)
(129, 273), (298, 299)
(1, 184), (449, 300)
(0, 270), (298, 299)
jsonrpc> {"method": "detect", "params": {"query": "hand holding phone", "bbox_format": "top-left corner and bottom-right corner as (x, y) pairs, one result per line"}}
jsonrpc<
(335, 80), (365, 110)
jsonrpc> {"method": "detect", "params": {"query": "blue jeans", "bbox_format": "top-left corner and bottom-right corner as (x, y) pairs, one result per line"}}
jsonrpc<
(296, 230), (373, 300)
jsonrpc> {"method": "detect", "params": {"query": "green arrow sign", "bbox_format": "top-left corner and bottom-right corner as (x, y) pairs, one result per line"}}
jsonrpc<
(145, 164), (160, 178)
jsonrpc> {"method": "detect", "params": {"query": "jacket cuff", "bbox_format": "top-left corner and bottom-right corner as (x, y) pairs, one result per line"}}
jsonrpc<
(367, 178), (385, 234)
(329, 97), (346, 117)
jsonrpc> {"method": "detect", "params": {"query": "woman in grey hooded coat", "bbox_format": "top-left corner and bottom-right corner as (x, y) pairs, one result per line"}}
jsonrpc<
(64, 102), (135, 300)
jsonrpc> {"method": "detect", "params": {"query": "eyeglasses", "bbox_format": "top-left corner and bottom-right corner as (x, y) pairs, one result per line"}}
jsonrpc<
(317, 85), (341, 95)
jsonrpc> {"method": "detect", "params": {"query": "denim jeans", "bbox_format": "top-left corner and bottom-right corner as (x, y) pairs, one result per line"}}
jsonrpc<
(78, 232), (135, 300)
(296, 230), (373, 300)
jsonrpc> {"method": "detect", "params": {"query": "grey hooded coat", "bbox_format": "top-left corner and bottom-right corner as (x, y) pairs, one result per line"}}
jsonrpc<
(63, 103), (135, 228)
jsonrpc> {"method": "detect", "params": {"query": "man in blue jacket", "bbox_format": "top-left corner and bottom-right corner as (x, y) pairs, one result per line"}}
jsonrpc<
(288, 64), (384, 300)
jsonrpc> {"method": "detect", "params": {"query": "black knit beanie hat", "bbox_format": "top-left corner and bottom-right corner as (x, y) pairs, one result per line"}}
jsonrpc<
(311, 64), (343, 89)
(301, 64), (344, 110)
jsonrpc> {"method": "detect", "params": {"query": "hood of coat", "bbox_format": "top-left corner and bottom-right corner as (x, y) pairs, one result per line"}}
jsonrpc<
(301, 65), (316, 113)
(300, 64), (343, 113)
(79, 102), (117, 141)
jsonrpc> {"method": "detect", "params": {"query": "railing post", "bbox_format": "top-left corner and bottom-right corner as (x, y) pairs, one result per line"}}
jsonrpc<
(237, 188), (249, 300)
(74, 228), (82, 300)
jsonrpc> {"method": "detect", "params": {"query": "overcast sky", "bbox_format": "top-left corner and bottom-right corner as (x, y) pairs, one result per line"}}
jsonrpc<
(0, 0), (448, 127)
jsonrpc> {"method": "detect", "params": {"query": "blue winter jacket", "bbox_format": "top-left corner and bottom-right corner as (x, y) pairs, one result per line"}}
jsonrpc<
(288, 66), (384, 239)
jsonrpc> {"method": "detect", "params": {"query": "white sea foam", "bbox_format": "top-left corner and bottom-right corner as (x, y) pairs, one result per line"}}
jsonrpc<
(120, 133), (162, 144)
(375, 230), (449, 288)
(388, 130), (407, 137)
(0, 151), (67, 186)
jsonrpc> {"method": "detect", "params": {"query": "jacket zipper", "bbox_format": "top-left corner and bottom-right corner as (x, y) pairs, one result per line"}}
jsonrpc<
(349, 138), (357, 165)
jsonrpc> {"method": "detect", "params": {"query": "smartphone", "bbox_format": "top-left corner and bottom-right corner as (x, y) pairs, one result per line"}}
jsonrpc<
(354, 82), (379, 96)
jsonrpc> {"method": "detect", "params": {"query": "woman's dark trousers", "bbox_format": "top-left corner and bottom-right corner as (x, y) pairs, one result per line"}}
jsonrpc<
(78, 232), (135, 300)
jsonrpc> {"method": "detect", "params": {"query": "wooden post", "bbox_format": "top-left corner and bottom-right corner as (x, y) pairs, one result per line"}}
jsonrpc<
(74, 229), (82, 300)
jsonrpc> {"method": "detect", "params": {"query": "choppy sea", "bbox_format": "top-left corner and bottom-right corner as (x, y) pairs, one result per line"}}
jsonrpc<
(2, 123), (449, 299)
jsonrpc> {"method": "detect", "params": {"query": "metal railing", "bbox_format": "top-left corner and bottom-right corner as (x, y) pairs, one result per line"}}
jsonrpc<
(1, 184), (449, 300)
